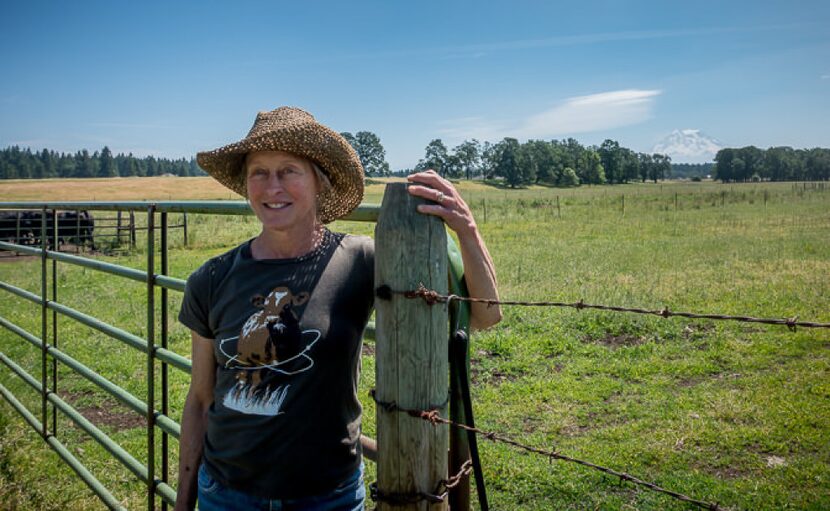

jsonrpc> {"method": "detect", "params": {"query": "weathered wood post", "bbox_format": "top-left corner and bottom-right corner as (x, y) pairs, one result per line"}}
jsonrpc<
(375, 183), (449, 511)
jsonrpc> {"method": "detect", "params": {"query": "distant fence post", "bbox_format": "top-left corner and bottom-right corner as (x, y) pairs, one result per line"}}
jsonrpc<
(375, 183), (449, 511)
(117, 211), (123, 245)
(129, 211), (136, 248)
(182, 213), (188, 247)
(76, 209), (81, 253)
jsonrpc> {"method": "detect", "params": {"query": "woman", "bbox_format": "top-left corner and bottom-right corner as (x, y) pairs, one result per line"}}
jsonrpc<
(175, 107), (500, 510)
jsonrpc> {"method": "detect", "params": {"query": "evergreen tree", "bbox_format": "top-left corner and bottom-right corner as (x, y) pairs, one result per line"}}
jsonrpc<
(99, 146), (116, 177)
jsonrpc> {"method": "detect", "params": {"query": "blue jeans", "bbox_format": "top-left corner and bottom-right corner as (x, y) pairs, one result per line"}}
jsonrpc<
(197, 462), (365, 511)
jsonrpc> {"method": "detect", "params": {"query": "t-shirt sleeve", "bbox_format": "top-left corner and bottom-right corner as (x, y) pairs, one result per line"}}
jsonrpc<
(178, 262), (214, 339)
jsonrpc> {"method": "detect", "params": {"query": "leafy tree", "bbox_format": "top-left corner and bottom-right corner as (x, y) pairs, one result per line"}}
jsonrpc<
(714, 148), (735, 182)
(419, 139), (449, 176)
(764, 147), (794, 181)
(620, 148), (640, 183)
(453, 139), (481, 180)
(598, 139), (623, 184)
(580, 150), (606, 185)
(355, 131), (390, 177)
(340, 132), (357, 148)
(520, 140), (556, 184)
(560, 167), (580, 186)
(340, 131), (390, 177)
(805, 148), (830, 181)
(492, 137), (524, 187)
(481, 141), (498, 178)
(650, 154), (671, 182)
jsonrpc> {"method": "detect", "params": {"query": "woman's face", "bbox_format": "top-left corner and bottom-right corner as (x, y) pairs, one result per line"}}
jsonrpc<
(245, 151), (320, 233)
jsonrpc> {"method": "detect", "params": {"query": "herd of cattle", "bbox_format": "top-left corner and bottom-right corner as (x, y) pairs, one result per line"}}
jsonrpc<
(0, 210), (95, 249)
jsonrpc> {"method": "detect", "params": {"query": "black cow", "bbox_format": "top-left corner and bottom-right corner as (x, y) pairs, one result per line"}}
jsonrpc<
(0, 211), (37, 245)
(0, 210), (95, 249)
(53, 210), (95, 249)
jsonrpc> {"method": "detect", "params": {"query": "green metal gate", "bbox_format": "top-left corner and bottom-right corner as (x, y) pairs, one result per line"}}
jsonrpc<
(0, 200), (472, 510)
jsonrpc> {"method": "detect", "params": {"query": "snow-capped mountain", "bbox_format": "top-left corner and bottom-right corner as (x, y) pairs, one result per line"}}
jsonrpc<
(652, 129), (723, 163)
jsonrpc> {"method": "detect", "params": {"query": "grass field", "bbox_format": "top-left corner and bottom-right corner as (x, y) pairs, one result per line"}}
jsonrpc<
(1, 177), (829, 510)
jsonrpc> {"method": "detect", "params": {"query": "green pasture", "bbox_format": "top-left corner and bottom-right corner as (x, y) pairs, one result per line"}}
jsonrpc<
(0, 180), (829, 510)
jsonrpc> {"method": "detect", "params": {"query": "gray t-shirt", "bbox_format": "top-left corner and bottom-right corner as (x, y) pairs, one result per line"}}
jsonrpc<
(178, 230), (374, 499)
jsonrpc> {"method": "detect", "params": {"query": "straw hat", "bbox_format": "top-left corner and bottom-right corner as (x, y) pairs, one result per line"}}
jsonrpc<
(197, 107), (364, 223)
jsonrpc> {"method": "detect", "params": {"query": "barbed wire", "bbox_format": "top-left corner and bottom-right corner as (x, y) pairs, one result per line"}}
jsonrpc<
(370, 389), (723, 511)
(369, 459), (472, 505)
(376, 284), (830, 331)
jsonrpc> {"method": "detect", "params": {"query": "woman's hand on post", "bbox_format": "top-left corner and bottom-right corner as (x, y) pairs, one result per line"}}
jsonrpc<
(406, 170), (476, 239)
(406, 170), (502, 330)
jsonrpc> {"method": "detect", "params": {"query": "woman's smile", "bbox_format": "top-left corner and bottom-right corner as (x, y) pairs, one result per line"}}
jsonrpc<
(245, 150), (320, 233)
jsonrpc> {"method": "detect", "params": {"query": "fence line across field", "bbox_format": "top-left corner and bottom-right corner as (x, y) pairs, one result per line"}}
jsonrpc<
(387, 283), (830, 330)
(370, 389), (723, 511)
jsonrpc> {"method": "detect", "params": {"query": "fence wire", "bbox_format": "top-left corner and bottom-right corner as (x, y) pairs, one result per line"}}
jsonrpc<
(382, 284), (830, 330)
(371, 283), (830, 509)
(370, 390), (723, 511)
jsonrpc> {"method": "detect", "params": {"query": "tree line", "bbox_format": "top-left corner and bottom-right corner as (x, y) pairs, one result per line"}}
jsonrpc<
(6, 138), (827, 186)
(714, 146), (830, 182)
(409, 137), (672, 187)
(0, 146), (205, 179)
(340, 133), (672, 187)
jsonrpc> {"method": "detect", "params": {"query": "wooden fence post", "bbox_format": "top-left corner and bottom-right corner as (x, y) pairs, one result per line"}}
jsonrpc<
(375, 183), (449, 511)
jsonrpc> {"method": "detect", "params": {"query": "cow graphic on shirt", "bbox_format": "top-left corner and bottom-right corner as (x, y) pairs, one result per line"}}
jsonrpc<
(217, 285), (321, 416)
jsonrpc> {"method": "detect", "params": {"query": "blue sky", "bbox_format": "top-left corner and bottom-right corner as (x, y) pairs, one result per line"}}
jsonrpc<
(1, 0), (828, 168)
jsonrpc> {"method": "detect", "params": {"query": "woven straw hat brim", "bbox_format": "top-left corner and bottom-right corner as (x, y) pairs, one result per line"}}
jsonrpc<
(196, 111), (364, 224)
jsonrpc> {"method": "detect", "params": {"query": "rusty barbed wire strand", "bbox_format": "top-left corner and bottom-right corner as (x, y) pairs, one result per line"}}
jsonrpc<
(369, 458), (473, 505)
(378, 284), (830, 331)
(369, 390), (722, 511)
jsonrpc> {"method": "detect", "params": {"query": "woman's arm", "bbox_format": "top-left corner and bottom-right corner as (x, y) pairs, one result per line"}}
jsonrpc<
(406, 170), (502, 331)
(174, 332), (216, 511)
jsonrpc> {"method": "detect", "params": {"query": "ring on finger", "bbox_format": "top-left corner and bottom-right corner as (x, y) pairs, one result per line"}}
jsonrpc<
(436, 191), (445, 204)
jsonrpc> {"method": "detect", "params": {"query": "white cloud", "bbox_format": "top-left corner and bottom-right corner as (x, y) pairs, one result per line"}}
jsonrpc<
(437, 89), (661, 143)
(519, 89), (661, 138)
